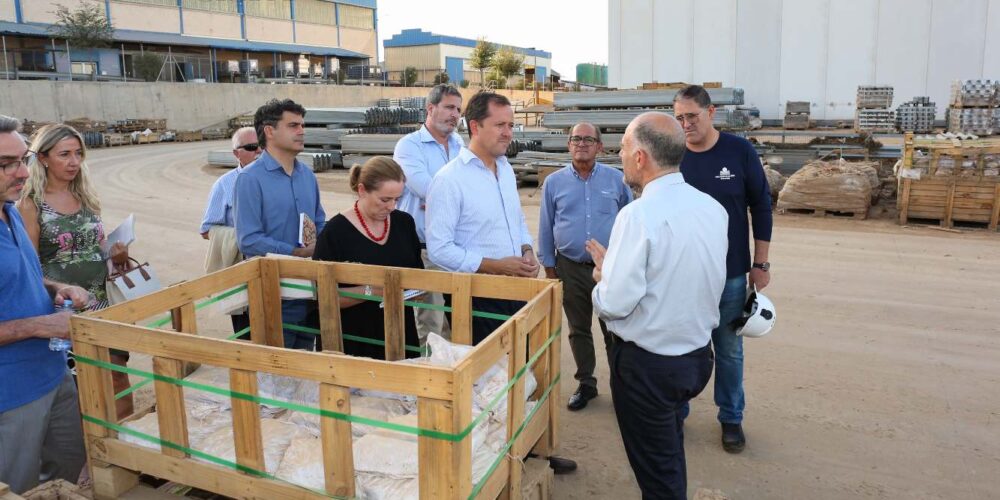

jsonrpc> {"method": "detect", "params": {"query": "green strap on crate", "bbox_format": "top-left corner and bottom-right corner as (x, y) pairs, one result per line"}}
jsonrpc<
(75, 326), (560, 443)
(79, 414), (346, 499)
(280, 323), (428, 355)
(468, 373), (561, 499)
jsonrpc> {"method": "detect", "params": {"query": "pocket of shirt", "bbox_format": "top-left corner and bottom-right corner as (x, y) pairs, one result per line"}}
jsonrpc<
(598, 190), (618, 214)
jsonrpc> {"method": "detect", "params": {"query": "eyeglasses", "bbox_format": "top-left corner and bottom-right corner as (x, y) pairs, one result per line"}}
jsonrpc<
(675, 111), (703, 124)
(569, 136), (599, 146)
(0, 153), (32, 175)
(236, 143), (260, 152)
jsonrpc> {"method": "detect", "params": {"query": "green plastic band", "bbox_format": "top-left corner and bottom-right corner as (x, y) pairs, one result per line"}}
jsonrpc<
(79, 414), (344, 499)
(75, 327), (560, 443)
(147, 285), (250, 329)
(282, 282), (516, 321)
(280, 323), (427, 355)
(469, 373), (561, 499)
(115, 378), (151, 400)
(226, 326), (252, 341)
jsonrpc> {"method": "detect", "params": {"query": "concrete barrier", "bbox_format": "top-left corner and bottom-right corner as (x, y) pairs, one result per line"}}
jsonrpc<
(0, 81), (553, 131)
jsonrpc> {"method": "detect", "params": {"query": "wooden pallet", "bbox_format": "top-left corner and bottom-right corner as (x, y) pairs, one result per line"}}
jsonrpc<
(779, 206), (868, 220)
(897, 133), (1000, 230)
(72, 258), (563, 500)
(175, 131), (204, 142)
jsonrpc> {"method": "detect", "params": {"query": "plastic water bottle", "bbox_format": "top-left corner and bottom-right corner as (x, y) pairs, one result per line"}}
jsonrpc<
(49, 300), (75, 352)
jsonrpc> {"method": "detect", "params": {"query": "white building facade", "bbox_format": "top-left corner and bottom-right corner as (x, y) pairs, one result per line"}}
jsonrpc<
(609, 0), (1000, 120)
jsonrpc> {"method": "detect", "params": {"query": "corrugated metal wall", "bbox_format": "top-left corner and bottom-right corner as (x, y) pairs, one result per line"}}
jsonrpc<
(609, 0), (1000, 120)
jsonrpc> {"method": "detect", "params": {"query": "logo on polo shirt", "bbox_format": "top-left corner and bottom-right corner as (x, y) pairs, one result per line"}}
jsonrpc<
(715, 167), (734, 181)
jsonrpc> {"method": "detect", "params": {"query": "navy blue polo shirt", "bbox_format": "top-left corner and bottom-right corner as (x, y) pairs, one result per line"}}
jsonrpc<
(0, 202), (65, 412)
(680, 132), (772, 278)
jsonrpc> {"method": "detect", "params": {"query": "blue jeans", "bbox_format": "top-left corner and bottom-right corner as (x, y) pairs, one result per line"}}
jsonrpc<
(682, 275), (747, 424)
(281, 299), (316, 350)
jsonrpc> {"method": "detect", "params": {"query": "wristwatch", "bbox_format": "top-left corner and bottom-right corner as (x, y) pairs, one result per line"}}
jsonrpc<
(752, 262), (770, 272)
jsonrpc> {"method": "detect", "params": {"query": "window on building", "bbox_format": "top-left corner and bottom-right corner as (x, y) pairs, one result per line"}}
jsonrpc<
(295, 0), (335, 25)
(182, 0), (238, 13)
(338, 4), (373, 30)
(111, 0), (176, 7)
(245, 0), (292, 20)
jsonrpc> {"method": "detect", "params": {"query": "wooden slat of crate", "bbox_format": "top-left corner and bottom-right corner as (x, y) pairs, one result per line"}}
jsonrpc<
(898, 177), (1000, 229)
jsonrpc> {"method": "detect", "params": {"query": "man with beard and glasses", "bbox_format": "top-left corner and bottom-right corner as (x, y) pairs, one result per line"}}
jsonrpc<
(393, 84), (464, 342)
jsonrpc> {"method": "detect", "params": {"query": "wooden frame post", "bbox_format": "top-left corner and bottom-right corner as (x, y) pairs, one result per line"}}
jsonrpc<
(319, 384), (355, 497)
(230, 369), (265, 473)
(257, 258), (284, 347)
(383, 268), (405, 361)
(503, 314), (529, 499)
(317, 264), (344, 352)
(450, 273), (473, 345)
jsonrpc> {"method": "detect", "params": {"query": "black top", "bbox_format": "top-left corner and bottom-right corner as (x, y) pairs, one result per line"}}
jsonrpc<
(311, 210), (423, 359)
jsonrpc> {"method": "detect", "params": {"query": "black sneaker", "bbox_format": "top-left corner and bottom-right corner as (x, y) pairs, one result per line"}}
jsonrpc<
(721, 423), (746, 453)
(566, 385), (598, 411)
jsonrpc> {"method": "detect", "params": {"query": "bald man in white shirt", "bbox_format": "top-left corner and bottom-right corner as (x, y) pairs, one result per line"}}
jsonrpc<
(587, 112), (728, 499)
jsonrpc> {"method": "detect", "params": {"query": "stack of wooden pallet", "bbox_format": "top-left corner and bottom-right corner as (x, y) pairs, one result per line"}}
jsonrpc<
(897, 132), (1000, 230)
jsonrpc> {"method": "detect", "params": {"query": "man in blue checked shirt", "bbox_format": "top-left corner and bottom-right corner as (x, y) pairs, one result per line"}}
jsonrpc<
(393, 84), (465, 342)
(200, 126), (260, 337)
(538, 122), (632, 412)
(235, 99), (326, 350)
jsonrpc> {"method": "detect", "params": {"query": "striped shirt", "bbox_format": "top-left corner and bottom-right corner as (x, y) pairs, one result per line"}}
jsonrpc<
(426, 148), (533, 273)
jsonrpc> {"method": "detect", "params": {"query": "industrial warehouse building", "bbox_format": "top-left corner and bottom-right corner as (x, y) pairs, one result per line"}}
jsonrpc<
(382, 28), (552, 87)
(609, 0), (1000, 120)
(0, 0), (377, 82)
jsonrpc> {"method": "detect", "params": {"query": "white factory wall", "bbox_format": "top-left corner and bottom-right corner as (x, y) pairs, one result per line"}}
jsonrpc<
(609, 0), (1000, 120)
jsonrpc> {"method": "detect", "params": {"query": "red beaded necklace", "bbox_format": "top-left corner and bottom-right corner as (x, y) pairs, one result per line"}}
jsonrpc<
(354, 200), (388, 242)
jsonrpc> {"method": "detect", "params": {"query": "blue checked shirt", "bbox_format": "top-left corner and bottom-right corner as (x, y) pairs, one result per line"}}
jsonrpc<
(393, 126), (465, 243)
(199, 165), (243, 233)
(538, 163), (632, 268)
(426, 148), (533, 273)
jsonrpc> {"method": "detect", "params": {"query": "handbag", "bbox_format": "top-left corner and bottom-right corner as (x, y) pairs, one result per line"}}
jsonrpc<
(106, 257), (163, 304)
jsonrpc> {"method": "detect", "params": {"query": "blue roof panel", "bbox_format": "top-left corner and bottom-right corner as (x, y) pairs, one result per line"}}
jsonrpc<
(383, 29), (551, 58)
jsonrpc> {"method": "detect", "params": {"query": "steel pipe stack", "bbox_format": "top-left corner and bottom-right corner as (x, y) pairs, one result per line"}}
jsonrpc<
(306, 107), (426, 127)
(340, 134), (405, 155)
(554, 87), (745, 109)
(542, 108), (754, 130)
(947, 80), (999, 136)
(896, 97), (936, 133)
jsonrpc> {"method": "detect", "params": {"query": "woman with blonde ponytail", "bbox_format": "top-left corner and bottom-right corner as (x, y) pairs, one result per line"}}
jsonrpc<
(16, 123), (133, 419)
(311, 156), (423, 358)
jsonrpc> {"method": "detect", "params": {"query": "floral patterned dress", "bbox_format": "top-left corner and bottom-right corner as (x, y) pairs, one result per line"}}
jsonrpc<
(37, 202), (109, 310)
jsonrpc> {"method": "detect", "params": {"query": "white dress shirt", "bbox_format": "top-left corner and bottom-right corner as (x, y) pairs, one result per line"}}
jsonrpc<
(425, 148), (533, 273)
(392, 126), (465, 243)
(593, 172), (729, 356)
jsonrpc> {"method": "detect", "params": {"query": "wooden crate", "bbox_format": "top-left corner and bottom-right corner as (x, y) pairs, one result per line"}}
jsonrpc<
(71, 257), (562, 500)
(176, 131), (204, 142)
(135, 134), (161, 145)
(897, 133), (1000, 230)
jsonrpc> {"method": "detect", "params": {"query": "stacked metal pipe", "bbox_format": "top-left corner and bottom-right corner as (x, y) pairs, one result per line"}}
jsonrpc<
(305, 107), (426, 127)
(554, 88), (745, 109)
(895, 97), (936, 133)
(949, 80), (999, 107)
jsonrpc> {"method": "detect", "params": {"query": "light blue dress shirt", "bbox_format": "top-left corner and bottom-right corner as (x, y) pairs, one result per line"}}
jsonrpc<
(199, 164), (243, 234)
(538, 163), (632, 268)
(426, 148), (533, 273)
(393, 126), (465, 243)
(234, 151), (326, 257)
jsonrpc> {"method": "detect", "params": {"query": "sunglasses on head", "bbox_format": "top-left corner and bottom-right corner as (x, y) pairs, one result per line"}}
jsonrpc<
(237, 143), (260, 152)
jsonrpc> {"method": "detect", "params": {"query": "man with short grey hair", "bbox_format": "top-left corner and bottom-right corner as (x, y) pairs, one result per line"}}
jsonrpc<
(200, 126), (260, 336)
(394, 84), (464, 341)
(538, 121), (631, 411)
(0, 115), (89, 493)
(587, 112), (728, 498)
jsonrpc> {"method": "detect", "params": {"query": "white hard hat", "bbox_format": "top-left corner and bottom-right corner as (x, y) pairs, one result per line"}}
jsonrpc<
(735, 286), (775, 338)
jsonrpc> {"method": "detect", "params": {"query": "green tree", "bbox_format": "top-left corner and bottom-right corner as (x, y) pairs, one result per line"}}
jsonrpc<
(491, 46), (524, 89)
(433, 71), (449, 85)
(50, 0), (114, 49)
(133, 52), (163, 82)
(459, 79), (470, 89)
(468, 38), (496, 88)
(402, 66), (418, 87)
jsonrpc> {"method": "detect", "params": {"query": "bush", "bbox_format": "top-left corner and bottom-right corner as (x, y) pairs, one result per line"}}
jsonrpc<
(402, 66), (418, 87)
(433, 71), (449, 84)
(133, 52), (163, 82)
(460, 79), (470, 89)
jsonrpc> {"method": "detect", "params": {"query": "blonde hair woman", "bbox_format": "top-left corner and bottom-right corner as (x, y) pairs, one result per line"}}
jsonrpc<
(17, 123), (133, 419)
(310, 156), (424, 358)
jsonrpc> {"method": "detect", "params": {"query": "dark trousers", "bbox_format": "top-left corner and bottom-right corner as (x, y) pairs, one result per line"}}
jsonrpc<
(608, 334), (714, 500)
(444, 295), (524, 345)
(231, 311), (251, 340)
(556, 254), (609, 389)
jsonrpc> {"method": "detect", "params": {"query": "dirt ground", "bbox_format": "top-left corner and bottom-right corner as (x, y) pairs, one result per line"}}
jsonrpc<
(86, 141), (1000, 499)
